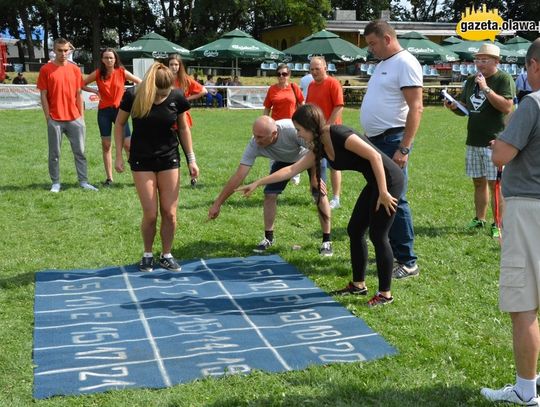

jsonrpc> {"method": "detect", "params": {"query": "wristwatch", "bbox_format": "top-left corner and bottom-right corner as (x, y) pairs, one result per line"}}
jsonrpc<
(399, 146), (410, 155)
(483, 87), (492, 95)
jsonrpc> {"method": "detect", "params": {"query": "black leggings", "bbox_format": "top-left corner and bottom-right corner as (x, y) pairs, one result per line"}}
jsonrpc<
(347, 181), (402, 292)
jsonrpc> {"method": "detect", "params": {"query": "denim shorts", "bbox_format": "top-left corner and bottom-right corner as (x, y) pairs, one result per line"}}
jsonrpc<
(264, 161), (319, 199)
(97, 107), (131, 138)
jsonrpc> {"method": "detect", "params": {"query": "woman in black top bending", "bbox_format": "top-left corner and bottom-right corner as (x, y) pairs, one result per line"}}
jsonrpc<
(115, 62), (199, 272)
(237, 104), (403, 307)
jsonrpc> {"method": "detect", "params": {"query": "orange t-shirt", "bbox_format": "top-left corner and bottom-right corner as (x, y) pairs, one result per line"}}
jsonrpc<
(37, 62), (84, 121)
(263, 83), (304, 121)
(174, 76), (203, 127)
(306, 76), (344, 124)
(96, 68), (126, 109)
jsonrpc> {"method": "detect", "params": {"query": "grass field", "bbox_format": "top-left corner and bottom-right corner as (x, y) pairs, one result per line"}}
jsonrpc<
(0, 106), (512, 406)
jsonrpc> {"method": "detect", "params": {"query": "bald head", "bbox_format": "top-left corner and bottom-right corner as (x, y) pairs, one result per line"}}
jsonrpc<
(525, 38), (540, 92)
(252, 116), (278, 147)
(526, 38), (540, 65)
(310, 56), (327, 83)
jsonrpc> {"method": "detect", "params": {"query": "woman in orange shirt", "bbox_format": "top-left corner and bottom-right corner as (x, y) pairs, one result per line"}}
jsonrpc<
(84, 48), (141, 186)
(168, 54), (208, 127)
(263, 63), (304, 184)
(168, 54), (207, 185)
(263, 63), (304, 120)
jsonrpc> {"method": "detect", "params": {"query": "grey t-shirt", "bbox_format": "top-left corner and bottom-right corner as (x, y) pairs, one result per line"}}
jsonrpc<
(240, 119), (308, 166)
(499, 91), (540, 199)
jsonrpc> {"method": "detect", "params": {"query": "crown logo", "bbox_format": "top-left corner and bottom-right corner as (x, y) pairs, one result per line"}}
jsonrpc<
(456, 4), (503, 41)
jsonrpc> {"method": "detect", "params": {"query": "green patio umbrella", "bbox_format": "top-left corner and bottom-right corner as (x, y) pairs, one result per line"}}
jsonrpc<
(441, 36), (463, 45)
(282, 30), (367, 63)
(444, 40), (518, 63)
(398, 31), (459, 64)
(191, 29), (284, 63)
(503, 36), (531, 64)
(117, 32), (192, 61)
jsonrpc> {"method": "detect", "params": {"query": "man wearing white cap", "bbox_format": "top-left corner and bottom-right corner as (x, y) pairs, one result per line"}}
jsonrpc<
(444, 43), (515, 238)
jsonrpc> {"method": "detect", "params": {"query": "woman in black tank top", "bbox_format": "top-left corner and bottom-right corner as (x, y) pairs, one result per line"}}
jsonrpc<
(237, 104), (404, 307)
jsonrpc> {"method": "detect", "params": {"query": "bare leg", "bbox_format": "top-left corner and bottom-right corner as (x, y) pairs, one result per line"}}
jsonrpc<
(102, 138), (113, 181)
(473, 177), (489, 220)
(132, 171), (159, 253)
(331, 169), (341, 198)
(511, 310), (540, 380)
(263, 194), (278, 232)
(156, 169), (180, 254)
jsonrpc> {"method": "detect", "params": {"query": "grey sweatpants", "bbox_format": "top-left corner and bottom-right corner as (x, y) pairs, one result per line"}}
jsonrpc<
(47, 118), (88, 184)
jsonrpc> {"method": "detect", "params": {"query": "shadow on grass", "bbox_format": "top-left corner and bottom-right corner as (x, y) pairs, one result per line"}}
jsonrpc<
(0, 181), (135, 192)
(173, 239), (261, 260)
(0, 271), (34, 289)
(179, 194), (325, 211)
(166, 382), (484, 407)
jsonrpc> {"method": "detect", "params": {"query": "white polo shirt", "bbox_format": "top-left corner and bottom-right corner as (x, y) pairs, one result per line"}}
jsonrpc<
(360, 50), (422, 137)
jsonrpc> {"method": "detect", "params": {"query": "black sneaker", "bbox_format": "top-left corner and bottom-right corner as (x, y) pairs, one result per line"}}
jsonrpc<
(103, 178), (113, 187)
(139, 256), (153, 272)
(159, 256), (181, 272)
(329, 282), (368, 296)
(253, 237), (274, 253)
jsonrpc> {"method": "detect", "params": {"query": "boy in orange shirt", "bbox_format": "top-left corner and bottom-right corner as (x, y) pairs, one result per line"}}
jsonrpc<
(37, 38), (97, 193)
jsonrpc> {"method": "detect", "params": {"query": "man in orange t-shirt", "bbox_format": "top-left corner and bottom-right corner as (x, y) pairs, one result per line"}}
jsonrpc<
(37, 38), (97, 193)
(306, 56), (344, 209)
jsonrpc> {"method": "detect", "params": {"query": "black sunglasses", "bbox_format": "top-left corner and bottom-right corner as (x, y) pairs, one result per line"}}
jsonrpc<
(277, 71), (289, 77)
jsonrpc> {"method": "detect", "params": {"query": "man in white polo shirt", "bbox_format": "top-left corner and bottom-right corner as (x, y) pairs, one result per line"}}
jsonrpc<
(360, 19), (424, 279)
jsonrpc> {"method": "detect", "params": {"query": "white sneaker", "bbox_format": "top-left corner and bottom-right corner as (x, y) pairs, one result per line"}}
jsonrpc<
(291, 174), (301, 185)
(481, 385), (540, 405)
(329, 198), (340, 210)
(80, 182), (98, 191)
(319, 241), (333, 257)
(50, 183), (61, 193)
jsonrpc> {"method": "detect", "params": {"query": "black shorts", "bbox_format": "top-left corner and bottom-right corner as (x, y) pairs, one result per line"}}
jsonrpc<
(129, 153), (180, 172)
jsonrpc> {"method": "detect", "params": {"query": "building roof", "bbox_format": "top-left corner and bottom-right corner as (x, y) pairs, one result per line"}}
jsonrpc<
(261, 19), (515, 40)
(326, 19), (515, 37)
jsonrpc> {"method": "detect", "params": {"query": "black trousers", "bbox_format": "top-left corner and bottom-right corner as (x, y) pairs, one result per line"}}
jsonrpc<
(348, 180), (403, 292)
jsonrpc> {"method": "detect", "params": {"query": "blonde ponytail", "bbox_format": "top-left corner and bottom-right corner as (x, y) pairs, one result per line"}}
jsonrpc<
(132, 62), (174, 118)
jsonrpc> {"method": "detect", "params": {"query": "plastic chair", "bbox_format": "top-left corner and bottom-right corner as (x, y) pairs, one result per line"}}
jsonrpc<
(294, 63), (303, 72)
(269, 62), (277, 70)
(460, 65), (468, 76)
(360, 63), (368, 72)
(287, 63), (295, 71)
(303, 63), (310, 71)
(452, 64), (460, 72)
(260, 62), (269, 70)
(422, 65), (430, 76)
(430, 68), (439, 76)
(367, 64), (376, 76)
(327, 63), (337, 73)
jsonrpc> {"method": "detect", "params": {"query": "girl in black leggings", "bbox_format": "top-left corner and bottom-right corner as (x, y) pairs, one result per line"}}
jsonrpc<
(237, 104), (404, 307)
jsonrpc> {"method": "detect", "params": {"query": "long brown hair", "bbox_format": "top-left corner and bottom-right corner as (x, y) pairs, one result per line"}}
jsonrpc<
(292, 104), (327, 210)
(168, 54), (189, 92)
(98, 48), (123, 80)
(132, 62), (174, 118)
